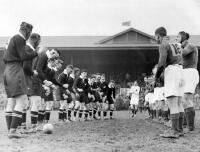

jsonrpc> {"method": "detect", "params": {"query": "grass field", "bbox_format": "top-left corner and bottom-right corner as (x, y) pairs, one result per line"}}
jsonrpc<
(0, 110), (200, 152)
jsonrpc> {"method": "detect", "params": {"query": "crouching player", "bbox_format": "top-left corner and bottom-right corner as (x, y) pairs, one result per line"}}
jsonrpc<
(58, 65), (74, 122)
(129, 81), (140, 118)
(73, 69), (90, 121)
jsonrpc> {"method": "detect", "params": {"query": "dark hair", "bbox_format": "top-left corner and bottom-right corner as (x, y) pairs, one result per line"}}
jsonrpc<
(51, 49), (61, 56)
(185, 32), (190, 40)
(179, 31), (189, 42)
(109, 80), (115, 83)
(155, 27), (167, 37)
(73, 67), (80, 72)
(20, 22), (33, 32)
(90, 74), (96, 79)
(101, 74), (105, 77)
(66, 64), (73, 69)
(96, 73), (101, 75)
(81, 69), (88, 74)
(29, 33), (41, 41)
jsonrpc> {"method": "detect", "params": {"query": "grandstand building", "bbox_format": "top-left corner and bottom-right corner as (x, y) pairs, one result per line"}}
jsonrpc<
(0, 28), (200, 82)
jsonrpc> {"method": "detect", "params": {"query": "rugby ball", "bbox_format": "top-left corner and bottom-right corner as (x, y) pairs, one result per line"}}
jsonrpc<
(43, 123), (54, 134)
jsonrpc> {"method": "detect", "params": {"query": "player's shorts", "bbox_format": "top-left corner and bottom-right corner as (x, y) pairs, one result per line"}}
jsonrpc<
(24, 74), (33, 96)
(79, 93), (89, 104)
(43, 89), (54, 102)
(3, 63), (27, 98)
(164, 64), (184, 98)
(183, 68), (199, 94)
(107, 97), (114, 104)
(130, 104), (137, 109)
(130, 95), (139, 105)
(31, 75), (42, 96)
(94, 92), (101, 102)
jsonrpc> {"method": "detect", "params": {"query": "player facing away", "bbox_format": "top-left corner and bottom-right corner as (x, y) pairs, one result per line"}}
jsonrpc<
(4, 22), (37, 138)
(154, 27), (184, 138)
(129, 81), (140, 117)
(177, 31), (199, 132)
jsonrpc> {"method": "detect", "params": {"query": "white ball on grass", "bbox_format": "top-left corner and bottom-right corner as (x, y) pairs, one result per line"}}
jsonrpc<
(43, 123), (54, 134)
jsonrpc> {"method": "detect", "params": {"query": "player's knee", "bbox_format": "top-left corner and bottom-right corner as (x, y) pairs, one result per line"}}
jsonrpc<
(5, 98), (15, 112)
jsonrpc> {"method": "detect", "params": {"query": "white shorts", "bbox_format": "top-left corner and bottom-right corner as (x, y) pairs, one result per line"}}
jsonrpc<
(183, 68), (199, 94)
(164, 65), (184, 98)
(130, 95), (139, 105)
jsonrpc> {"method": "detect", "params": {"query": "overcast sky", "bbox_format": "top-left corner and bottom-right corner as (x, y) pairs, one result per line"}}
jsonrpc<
(0, 0), (200, 36)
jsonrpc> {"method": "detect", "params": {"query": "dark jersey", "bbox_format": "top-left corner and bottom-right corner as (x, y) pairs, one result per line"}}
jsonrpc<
(36, 51), (48, 82)
(73, 77), (89, 95)
(58, 72), (74, 93)
(99, 82), (108, 96)
(23, 45), (36, 76)
(3, 34), (37, 63)
(45, 67), (60, 86)
(106, 87), (116, 100)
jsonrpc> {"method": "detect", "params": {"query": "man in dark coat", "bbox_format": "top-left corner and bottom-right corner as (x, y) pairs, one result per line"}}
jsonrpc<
(4, 22), (37, 138)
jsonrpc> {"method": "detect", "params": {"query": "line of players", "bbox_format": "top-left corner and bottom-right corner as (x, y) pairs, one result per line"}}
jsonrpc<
(144, 28), (199, 139)
(3, 22), (116, 138)
(22, 47), (116, 133)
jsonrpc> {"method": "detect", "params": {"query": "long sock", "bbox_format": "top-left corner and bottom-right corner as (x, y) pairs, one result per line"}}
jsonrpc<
(31, 111), (38, 125)
(79, 110), (83, 118)
(89, 110), (93, 117)
(132, 109), (135, 115)
(178, 112), (184, 132)
(58, 109), (64, 121)
(103, 111), (107, 117)
(5, 111), (12, 131)
(183, 113), (187, 127)
(74, 109), (78, 117)
(170, 113), (180, 132)
(68, 110), (72, 119)
(110, 110), (113, 118)
(84, 110), (88, 119)
(22, 109), (26, 126)
(41, 110), (45, 122)
(63, 109), (67, 120)
(93, 109), (97, 118)
(38, 110), (43, 123)
(45, 110), (51, 122)
(10, 111), (23, 130)
(98, 111), (101, 117)
(185, 107), (195, 130)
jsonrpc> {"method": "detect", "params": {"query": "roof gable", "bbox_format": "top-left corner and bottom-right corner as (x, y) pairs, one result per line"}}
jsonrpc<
(98, 28), (156, 44)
